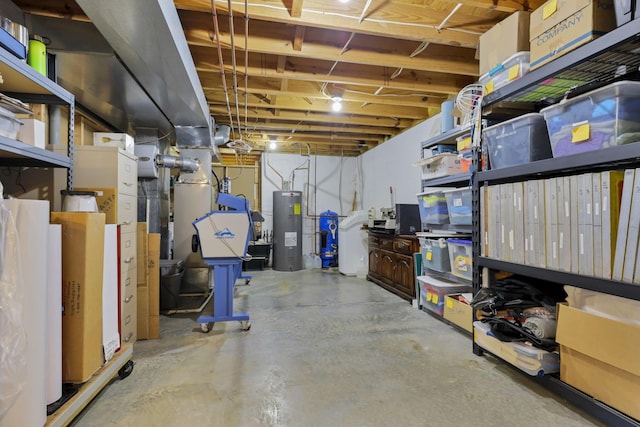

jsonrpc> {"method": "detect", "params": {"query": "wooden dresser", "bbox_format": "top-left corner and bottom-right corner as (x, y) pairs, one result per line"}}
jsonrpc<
(367, 231), (420, 301)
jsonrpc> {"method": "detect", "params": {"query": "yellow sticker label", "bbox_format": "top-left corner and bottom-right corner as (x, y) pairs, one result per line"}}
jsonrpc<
(294, 203), (301, 215)
(508, 65), (520, 81)
(572, 122), (590, 143)
(426, 251), (433, 261)
(446, 298), (454, 309)
(485, 80), (494, 94)
(432, 294), (439, 304)
(426, 292), (433, 302)
(543, 0), (558, 19)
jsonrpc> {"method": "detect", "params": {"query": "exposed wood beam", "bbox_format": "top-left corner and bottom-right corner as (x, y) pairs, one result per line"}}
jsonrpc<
(276, 55), (287, 73)
(252, 130), (381, 141)
(291, 0), (304, 18)
(293, 26), (305, 51)
(229, 121), (399, 136)
(209, 105), (413, 128)
(205, 79), (445, 108)
(207, 94), (429, 119)
(198, 63), (471, 95)
(181, 12), (479, 76)
(174, 0), (485, 48)
(439, 0), (546, 12)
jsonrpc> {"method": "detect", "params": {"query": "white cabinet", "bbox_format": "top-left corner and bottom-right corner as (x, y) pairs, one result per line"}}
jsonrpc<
(73, 146), (139, 345)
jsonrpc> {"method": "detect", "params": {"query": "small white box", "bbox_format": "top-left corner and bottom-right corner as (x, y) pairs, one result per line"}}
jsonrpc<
(93, 132), (134, 154)
(18, 118), (45, 149)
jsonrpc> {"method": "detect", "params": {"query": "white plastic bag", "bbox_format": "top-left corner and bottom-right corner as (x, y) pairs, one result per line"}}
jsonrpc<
(0, 182), (26, 421)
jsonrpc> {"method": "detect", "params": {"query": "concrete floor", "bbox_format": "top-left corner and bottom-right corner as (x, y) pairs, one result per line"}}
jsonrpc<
(72, 269), (603, 427)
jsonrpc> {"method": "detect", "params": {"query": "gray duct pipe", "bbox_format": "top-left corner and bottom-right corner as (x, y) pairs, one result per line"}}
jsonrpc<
(155, 154), (200, 172)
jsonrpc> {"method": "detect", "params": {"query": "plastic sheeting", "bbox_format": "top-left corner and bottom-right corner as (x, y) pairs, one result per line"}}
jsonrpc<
(0, 183), (26, 422)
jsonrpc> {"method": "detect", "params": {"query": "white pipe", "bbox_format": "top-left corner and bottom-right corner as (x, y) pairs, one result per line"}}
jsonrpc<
(266, 153), (285, 190)
(210, 0), (235, 135)
(227, 0), (243, 139)
(436, 3), (462, 32)
(358, 0), (373, 23)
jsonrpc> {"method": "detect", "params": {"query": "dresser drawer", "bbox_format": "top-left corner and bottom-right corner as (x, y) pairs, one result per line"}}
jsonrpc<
(118, 155), (138, 197)
(121, 287), (137, 345)
(379, 237), (394, 251)
(393, 237), (415, 255)
(120, 231), (137, 272)
(117, 194), (137, 233)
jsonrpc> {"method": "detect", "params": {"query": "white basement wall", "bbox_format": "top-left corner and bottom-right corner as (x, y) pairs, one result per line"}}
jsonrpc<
(261, 152), (358, 256)
(260, 114), (441, 256)
(360, 114), (441, 208)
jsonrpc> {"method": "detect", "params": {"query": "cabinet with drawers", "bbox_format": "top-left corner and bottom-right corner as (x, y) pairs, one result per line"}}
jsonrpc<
(367, 232), (419, 301)
(73, 146), (138, 345)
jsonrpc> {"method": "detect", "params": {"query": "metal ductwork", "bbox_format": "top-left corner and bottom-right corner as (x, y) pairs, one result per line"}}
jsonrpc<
(213, 125), (231, 146)
(155, 155), (200, 173)
(73, 0), (218, 158)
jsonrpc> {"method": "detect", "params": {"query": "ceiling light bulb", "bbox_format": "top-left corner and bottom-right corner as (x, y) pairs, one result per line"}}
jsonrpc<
(331, 97), (343, 112)
(339, 0), (349, 3)
(269, 141), (277, 150)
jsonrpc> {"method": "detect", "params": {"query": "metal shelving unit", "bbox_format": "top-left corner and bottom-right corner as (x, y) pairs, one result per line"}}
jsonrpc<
(474, 19), (640, 427)
(422, 267), (471, 286)
(423, 223), (472, 233)
(420, 126), (470, 149)
(478, 141), (640, 184)
(482, 19), (640, 110)
(0, 45), (75, 187)
(422, 173), (471, 188)
(478, 257), (640, 301)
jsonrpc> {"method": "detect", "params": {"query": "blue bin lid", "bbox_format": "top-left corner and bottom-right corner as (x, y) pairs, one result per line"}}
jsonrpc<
(447, 238), (471, 245)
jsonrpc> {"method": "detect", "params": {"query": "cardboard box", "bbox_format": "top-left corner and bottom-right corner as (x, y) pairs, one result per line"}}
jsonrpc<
(93, 132), (134, 154)
(18, 118), (45, 149)
(51, 212), (106, 383)
(443, 294), (473, 332)
(137, 286), (149, 340)
(148, 233), (161, 339)
(556, 304), (640, 420)
(530, 0), (616, 69)
(479, 11), (530, 75)
(137, 223), (149, 286)
(75, 187), (118, 223)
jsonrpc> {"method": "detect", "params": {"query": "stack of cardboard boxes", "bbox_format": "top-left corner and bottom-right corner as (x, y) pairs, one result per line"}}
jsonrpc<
(479, 0), (616, 79)
(137, 223), (161, 340)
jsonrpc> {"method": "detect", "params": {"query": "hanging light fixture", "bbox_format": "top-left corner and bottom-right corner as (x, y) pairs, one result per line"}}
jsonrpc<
(269, 138), (277, 150)
(331, 96), (343, 112)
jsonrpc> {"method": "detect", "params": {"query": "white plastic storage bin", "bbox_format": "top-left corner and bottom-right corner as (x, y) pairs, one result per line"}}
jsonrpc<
(483, 113), (553, 169)
(417, 275), (472, 316)
(415, 153), (462, 180)
(447, 239), (472, 280)
(540, 81), (640, 157)
(443, 187), (472, 225)
(479, 52), (530, 94)
(474, 321), (560, 376)
(0, 105), (21, 139)
(421, 238), (451, 272)
(417, 191), (449, 224)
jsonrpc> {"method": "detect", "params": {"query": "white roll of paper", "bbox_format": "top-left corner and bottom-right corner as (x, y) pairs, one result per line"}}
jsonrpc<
(103, 224), (120, 362)
(1, 199), (49, 427)
(46, 224), (62, 405)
